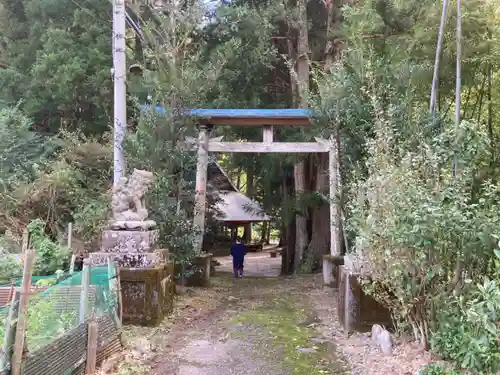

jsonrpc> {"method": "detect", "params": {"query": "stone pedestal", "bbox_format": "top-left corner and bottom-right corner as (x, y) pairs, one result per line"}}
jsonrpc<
(323, 257), (334, 285)
(175, 253), (212, 287)
(120, 263), (175, 326)
(322, 255), (344, 287)
(101, 229), (159, 253)
(88, 249), (169, 268)
(88, 229), (164, 268)
(337, 265), (392, 334)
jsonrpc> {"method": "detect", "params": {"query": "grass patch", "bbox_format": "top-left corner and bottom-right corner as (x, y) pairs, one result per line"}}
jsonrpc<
(231, 296), (346, 375)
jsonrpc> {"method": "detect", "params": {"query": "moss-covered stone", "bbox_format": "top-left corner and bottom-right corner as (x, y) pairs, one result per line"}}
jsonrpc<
(120, 262), (175, 326)
(175, 253), (212, 287)
(337, 266), (392, 333)
(231, 296), (346, 375)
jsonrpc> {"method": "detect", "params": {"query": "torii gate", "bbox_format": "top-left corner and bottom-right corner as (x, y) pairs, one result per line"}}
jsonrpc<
(185, 109), (341, 264)
(144, 106), (341, 280)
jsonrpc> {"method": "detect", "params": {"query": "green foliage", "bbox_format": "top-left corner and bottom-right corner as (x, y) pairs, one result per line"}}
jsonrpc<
(28, 219), (71, 275)
(125, 111), (198, 266)
(430, 250), (500, 374)
(0, 106), (57, 190)
(0, 125), (112, 245)
(0, 254), (23, 284)
(420, 364), (461, 375)
(0, 0), (112, 135)
(0, 295), (76, 351)
(26, 297), (77, 350)
(202, 2), (282, 108)
(1, 1), (500, 371)
(345, 55), (500, 352)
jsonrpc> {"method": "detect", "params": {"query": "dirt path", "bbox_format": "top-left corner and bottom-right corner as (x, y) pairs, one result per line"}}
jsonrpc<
(107, 254), (349, 375)
(102, 253), (439, 375)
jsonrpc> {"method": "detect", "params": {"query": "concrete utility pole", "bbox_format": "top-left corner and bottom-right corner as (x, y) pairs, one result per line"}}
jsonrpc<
(113, 0), (127, 185)
(193, 125), (210, 254)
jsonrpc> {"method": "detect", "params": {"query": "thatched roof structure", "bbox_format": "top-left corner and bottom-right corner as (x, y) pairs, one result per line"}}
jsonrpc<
(208, 162), (270, 224)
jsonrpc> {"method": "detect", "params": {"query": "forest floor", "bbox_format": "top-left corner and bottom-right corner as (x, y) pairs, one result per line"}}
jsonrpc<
(99, 252), (435, 375)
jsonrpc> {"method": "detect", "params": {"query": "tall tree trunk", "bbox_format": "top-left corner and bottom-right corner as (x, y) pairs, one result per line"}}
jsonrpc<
(283, 217), (296, 275)
(236, 166), (242, 190)
(243, 165), (254, 242)
(294, 161), (308, 273)
(303, 153), (330, 272)
(261, 221), (269, 244)
(301, 0), (342, 272)
(292, 0), (310, 274)
(281, 169), (295, 274)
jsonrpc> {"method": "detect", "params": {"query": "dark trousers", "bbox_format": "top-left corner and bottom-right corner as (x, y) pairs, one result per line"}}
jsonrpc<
(233, 261), (244, 277)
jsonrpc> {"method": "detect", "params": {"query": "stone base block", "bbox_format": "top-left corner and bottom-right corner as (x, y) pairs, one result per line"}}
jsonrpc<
(338, 266), (392, 334)
(323, 257), (334, 285)
(88, 249), (169, 268)
(101, 229), (159, 253)
(323, 255), (344, 288)
(120, 263), (175, 326)
(108, 220), (156, 230)
(175, 253), (212, 287)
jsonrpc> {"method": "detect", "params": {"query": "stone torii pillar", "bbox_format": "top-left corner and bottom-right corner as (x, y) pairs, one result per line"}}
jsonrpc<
(193, 124), (212, 253)
(316, 136), (342, 285)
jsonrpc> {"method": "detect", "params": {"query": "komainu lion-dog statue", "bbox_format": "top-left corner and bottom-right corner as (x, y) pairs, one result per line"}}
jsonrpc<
(109, 169), (156, 230)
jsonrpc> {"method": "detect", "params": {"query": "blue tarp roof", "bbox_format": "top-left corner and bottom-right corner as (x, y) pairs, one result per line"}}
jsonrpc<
(140, 105), (313, 119)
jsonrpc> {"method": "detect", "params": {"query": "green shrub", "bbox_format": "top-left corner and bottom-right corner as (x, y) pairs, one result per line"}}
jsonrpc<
(28, 219), (71, 275)
(0, 254), (23, 284)
(420, 364), (461, 375)
(431, 250), (500, 374)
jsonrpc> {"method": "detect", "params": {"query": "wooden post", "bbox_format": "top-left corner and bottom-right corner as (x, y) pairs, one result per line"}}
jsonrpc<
(322, 256), (334, 285)
(7, 280), (14, 304)
(21, 229), (29, 255)
(193, 124), (210, 253)
(329, 137), (341, 256)
(107, 257), (115, 292)
(114, 263), (123, 328)
(79, 260), (90, 324)
(85, 321), (99, 374)
(11, 250), (35, 375)
(68, 223), (77, 275)
(263, 125), (273, 144)
(1, 292), (20, 369)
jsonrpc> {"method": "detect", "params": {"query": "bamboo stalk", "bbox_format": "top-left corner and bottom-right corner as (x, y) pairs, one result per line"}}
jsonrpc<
(11, 250), (35, 375)
(452, 0), (462, 177)
(430, 0), (450, 114)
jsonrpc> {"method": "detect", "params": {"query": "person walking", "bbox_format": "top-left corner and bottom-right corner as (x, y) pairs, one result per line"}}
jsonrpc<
(230, 236), (246, 278)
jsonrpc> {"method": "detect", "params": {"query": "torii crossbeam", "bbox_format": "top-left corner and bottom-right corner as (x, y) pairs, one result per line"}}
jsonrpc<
(141, 106), (341, 262)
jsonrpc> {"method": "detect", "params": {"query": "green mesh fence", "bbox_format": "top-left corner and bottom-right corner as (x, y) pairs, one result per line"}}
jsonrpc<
(0, 264), (119, 374)
(0, 274), (60, 288)
(0, 268), (108, 288)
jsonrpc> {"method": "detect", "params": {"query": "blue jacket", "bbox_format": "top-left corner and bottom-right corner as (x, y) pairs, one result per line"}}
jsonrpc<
(231, 243), (246, 264)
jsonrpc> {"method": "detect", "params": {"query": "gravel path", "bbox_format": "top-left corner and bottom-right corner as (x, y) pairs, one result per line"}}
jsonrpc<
(107, 252), (438, 375)
(146, 253), (348, 375)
